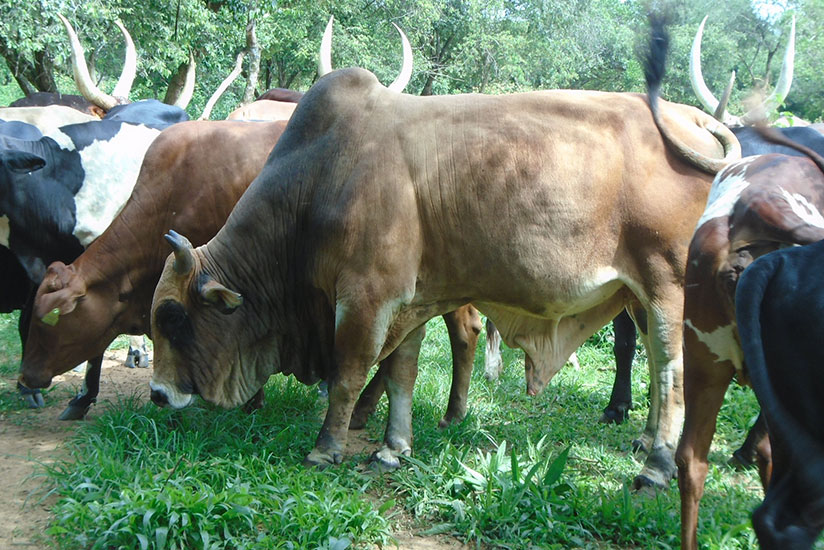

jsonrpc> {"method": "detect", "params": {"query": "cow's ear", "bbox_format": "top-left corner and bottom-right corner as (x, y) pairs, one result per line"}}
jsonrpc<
(0, 150), (46, 174)
(199, 279), (243, 314)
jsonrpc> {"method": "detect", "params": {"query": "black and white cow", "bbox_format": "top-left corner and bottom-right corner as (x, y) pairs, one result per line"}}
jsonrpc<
(1, 100), (188, 416)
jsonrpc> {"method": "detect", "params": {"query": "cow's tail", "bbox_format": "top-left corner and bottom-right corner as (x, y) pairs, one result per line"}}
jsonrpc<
(755, 126), (824, 174)
(644, 15), (741, 175)
(735, 252), (824, 495)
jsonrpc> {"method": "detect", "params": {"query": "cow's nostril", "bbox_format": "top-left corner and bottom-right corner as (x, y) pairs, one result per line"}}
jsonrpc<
(150, 388), (169, 406)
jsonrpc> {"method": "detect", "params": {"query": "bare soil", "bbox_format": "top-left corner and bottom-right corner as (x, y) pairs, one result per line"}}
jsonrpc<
(0, 348), (152, 548)
(0, 350), (465, 549)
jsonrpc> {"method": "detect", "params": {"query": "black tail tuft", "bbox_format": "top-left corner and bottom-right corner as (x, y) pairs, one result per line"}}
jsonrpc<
(644, 14), (671, 108)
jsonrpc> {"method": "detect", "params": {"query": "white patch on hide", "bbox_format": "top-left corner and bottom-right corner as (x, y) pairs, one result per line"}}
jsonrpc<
(778, 187), (824, 229)
(0, 215), (9, 247)
(71, 124), (160, 246)
(45, 128), (75, 150)
(149, 379), (193, 409)
(684, 318), (743, 373)
(695, 156), (759, 231)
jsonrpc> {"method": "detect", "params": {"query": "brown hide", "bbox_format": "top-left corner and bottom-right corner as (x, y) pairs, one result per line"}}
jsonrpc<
(149, 68), (738, 483)
(18, 120), (286, 389)
(226, 100), (297, 122)
(228, 89), (303, 122)
(9, 92), (105, 117)
(256, 88), (304, 103)
(678, 153), (824, 550)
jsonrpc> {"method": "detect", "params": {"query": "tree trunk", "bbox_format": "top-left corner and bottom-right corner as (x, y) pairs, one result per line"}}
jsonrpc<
(0, 39), (56, 96)
(241, 20), (260, 105)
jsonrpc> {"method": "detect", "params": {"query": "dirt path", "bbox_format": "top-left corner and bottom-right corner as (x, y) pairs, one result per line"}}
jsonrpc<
(0, 348), (153, 548)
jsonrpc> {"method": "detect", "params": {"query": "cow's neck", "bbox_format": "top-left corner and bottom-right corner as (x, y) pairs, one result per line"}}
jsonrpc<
(204, 185), (337, 385)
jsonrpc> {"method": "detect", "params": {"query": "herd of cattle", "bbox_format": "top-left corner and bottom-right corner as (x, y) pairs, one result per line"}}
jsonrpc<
(3, 12), (824, 549)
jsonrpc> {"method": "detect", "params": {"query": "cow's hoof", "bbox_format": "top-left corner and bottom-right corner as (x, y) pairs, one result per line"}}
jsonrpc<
(303, 448), (343, 468)
(631, 432), (653, 454)
(600, 405), (630, 424)
(58, 404), (91, 421)
(137, 353), (150, 368)
(18, 384), (46, 408)
(631, 438), (649, 454)
(631, 472), (669, 492)
(21, 390), (46, 409)
(368, 446), (408, 472)
(124, 352), (136, 369)
(728, 449), (756, 471)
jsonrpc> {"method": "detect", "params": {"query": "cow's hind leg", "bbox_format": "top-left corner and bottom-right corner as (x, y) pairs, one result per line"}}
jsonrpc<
(631, 294), (685, 489)
(350, 366), (386, 430)
(440, 305), (481, 427)
(58, 355), (104, 420)
(729, 411), (768, 470)
(370, 325), (426, 471)
(676, 350), (734, 550)
(601, 310), (637, 424)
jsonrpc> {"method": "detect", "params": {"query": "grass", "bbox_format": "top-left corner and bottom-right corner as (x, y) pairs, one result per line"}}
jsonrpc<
(3, 311), (813, 549)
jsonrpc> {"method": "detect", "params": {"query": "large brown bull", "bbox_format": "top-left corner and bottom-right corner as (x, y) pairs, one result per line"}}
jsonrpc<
(146, 19), (739, 488)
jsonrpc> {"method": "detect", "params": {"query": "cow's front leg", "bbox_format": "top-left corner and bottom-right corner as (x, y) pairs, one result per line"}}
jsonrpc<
(304, 306), (384, 468)
(58, 355), (104, 420)
(304, 363), (371, 467)
(371, 325), (425, 471)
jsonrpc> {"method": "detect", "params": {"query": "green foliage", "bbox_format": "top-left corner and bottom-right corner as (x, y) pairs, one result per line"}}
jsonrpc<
(42, 384), (392, 550)
(1, 0), (821, 121)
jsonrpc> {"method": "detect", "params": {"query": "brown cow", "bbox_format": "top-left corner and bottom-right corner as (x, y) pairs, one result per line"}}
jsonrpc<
(678, 138), (824, 550)
(147, 20), (739, 488)
(17, 114), (481, 428)
(226, 89), (303, 122)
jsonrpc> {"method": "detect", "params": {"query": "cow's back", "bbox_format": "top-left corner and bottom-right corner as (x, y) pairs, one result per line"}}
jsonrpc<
(263, 70), (717, 314)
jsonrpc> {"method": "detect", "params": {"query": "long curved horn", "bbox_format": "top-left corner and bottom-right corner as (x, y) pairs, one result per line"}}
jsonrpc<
(689, 15), (721, 117)
(111, 20), (136, 100)
(165, 230), (195, 276)
(713, 70), (736, 121)
(387, 23), (413, 92)
(318, 16), (334, 79)
(58, 14), (118, 111)
(174, 51), (197, 109)
(741, 15), (795, 125)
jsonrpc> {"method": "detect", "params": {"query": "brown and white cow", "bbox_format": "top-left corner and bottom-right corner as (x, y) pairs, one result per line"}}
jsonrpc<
(17, 120), (287, 398)
(678, 135), (824, 550)
(147, 20), (739, 487)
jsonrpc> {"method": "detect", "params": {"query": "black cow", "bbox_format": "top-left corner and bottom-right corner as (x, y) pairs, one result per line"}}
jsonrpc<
(2, 100), (188, 416)
(736, 239), (824, 549)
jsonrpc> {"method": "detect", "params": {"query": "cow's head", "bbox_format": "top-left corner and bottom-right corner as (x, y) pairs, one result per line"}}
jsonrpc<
(17, 261), (124, 389)
(150, 231), (263, 409)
